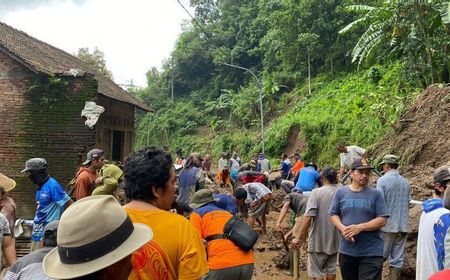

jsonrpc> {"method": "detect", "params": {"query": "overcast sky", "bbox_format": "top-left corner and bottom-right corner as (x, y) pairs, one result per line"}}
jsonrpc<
(0, 0), (192, 87)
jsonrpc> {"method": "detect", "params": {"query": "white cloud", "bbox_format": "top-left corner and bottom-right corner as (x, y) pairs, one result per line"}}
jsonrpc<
(1, 0), (193, 87)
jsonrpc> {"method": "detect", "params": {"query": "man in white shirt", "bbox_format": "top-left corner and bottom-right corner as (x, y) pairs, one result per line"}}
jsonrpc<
(336, 143), (366, 182)
(416, 165), (450, 280)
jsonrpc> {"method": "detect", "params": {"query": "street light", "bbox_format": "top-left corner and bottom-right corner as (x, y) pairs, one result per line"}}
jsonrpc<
(176, 0), (265, 153)
(222, 63), (265, 154)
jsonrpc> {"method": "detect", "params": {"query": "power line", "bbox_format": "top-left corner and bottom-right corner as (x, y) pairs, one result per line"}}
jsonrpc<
(175, 0), (266, 153)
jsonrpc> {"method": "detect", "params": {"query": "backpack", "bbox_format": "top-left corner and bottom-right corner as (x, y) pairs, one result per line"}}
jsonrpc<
(205, 215), (258, 252)
(65, 169), (88, 200)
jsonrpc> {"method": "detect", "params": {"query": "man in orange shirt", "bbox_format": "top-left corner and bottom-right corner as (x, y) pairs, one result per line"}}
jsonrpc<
(75, 148), (104, 200)
(123, 146), (208, 280)
(290, 153), (305, 179)
(190, 189), (255, 280)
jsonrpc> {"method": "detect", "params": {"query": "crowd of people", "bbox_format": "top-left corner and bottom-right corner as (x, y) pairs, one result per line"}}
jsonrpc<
(0, 143), (450, 279)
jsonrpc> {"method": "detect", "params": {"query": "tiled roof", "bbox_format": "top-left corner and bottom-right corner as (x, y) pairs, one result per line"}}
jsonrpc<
(0, 21), (151, 111)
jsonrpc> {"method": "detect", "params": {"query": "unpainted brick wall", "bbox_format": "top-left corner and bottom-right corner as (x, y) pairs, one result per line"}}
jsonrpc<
(0, 50), (98, 218)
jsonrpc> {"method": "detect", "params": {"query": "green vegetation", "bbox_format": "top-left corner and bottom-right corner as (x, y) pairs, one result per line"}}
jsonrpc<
(131, 0), (448, 166)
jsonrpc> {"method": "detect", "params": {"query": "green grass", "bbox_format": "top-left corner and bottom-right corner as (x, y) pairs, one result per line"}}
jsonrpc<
(135, 62), (420, 166)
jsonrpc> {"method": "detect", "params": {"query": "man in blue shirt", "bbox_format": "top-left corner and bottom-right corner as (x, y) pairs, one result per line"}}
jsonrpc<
(329, 158), (389, 280)
(280, 153), (291, 179)
(21, 158), (72, 251)
(294, 163), (320, 194)
(213, 193), (238, 215)
(376, 155), (411, 280)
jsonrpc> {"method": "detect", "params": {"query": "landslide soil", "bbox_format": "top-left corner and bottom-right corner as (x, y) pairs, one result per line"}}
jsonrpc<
(370, 86), (450, 277)
(255, 86), (450, 279)
(209, 86), (449, 279)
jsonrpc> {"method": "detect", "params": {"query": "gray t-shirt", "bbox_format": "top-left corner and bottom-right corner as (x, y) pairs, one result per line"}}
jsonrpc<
(329, 185), (390, 257)
(283, 193), (308, 216)
(0, 213), (11, 267)
(305, 185), (340, 254)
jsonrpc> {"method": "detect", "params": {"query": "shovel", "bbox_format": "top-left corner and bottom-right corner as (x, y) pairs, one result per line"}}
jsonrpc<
(277, 231), (299, 279)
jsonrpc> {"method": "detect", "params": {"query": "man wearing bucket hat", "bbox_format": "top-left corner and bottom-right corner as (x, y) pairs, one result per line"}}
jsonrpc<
(329, 158), (390, 280)
(0, 173), (17, 235)
(189, 189), (255, 280)
(376, 155), (411, 280)
(75, 148), (105, 200)
(21, 158), (72, 252)
(43, 195), (152, 280)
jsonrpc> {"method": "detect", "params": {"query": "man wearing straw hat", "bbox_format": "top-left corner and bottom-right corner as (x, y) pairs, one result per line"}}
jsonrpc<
(0, 173), (17, 235)
(43, 195), (152, 280)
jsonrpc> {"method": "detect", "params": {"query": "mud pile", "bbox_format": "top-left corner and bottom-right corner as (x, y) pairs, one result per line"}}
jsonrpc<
(371, 85), (450, 199)
(370, 85), (450, 278)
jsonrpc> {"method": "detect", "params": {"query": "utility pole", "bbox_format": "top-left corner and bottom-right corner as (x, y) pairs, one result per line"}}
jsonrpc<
(222, 63), (265, 154)
(176, 0), (265, 153)
(307, 51), (311, 95)
(171, 59), (174, 102)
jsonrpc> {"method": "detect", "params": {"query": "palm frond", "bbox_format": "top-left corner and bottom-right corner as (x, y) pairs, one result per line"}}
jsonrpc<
(345, 5), (375, 13)
(351, 22), (385, 62)
(339, 17), (368, 34)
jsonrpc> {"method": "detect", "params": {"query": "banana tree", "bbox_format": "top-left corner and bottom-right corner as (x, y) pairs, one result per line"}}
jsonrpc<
(340, 0), (450, 85)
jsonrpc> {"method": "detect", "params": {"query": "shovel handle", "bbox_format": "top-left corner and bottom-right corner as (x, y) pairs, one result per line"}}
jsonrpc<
(293, 249), (299, 279)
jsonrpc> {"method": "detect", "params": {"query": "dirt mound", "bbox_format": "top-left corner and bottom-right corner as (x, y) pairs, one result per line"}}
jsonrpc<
(284, 125), (307, 157)
(371, 85), (450, 199)
(370, 85), (450, 278)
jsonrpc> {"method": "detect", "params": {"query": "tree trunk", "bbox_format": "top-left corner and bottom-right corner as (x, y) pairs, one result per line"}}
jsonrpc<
(308, 50), (312, 95)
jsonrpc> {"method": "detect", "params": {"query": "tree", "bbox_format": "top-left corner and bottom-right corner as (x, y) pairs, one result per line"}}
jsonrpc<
(76, 47), (113, 79)
(340, 0), (450, 85)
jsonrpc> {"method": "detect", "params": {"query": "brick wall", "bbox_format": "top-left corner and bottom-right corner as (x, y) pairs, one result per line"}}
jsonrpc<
(0, 50), (98, 218)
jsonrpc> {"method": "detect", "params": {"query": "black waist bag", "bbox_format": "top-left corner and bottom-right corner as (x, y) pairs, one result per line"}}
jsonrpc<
(223, 215), (258, 251)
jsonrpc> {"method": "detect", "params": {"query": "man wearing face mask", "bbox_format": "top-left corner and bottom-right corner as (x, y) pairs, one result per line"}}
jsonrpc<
(21, 158), (72, 251)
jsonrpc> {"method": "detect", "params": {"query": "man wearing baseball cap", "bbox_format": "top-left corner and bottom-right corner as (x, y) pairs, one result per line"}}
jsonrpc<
(416, 165), (450, 280)
(329, 158), (389, 280)
(43, 195), (152, 280)
(21, 158), (72, 251)
(75, 148), (105, 200)
(376, 155), (411, 280)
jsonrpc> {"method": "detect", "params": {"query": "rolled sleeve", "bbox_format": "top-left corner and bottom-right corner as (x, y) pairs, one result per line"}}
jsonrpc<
(305, 191), (319, 217)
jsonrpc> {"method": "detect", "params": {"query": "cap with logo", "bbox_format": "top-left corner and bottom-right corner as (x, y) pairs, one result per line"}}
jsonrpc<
(21, 158), (47, 173)
(434, 165), (450, 183)
(82, 149), (104, 166)
(379, 154), (399, 165)
(350, 158), (373, 170)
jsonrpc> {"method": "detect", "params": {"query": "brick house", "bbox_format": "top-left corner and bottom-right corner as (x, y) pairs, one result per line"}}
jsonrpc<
(0, 21), (151, 218)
